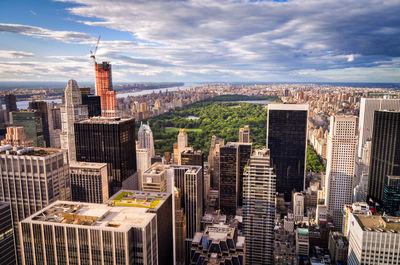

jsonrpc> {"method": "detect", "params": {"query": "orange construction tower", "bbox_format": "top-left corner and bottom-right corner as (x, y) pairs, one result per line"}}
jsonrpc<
(95, 61), (117, 117)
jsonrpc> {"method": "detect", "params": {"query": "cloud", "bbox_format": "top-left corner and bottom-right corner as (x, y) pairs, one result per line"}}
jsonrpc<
(29, 10), (37, 16)
(0, 50), (34, 59)
(0, 23), (92, 42)
(347, 54), (355, 62)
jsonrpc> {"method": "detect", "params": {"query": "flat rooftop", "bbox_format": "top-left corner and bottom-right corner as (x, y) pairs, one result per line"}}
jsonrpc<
(206, 224), (235, 240)
(77, 116), (134, 124)
(69, 161), (108, 169)
(354, 214), (400, 233)
(108, 190), (170, 211)
(25, 201), (155, 231)
(144, 163), (166, 175)
(268, 103), (309, 111)
(0, 146), (62, 157)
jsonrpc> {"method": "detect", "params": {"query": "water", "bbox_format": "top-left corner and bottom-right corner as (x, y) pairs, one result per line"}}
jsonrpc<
(4, 98), (62, 110)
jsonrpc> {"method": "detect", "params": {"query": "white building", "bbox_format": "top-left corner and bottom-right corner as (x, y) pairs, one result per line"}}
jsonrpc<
(293, 192), (305, 222)
(138, 122), (155, 157)
(316, 205), (328, 223)
(325, 115), (357, 229)
(347, 213), (400, 265)
(136, 148), (151, 190)
(296, 228), (309, 256)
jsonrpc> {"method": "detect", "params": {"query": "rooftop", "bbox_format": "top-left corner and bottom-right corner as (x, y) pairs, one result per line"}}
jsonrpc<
(268, 103), (309, 111)
(355, 214), (400, 233)
(25, 201), (155, 231)
(108, 190), (170, 211)
(69, 161), (107, 169)
(297, 228), (309, 235)
(143, 162), (167, 175)
(0, 145), (62, 157)
(77, 116), (134, 124)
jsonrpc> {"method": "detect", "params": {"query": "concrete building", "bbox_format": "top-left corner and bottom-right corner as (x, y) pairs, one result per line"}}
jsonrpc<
(190, 224), (245, 265)
(296, 228), (309, 256)
(108, 190), (173, 265)
(354, 140), (371, 202)
(267, 104), (308, 201)
(138, 122), (155, 157)
(239, 125), (250, 143)
(142, 163), (167, 192)
(328, 232), (348, 265)
(47, 102), (62, 148)
(19, 201), (158, 265)
(1, 126), (33, 147)
(12, 111), (44, 147)
(347, 214), (400, 265)
(325, 115), (357, 229)
(242, 148), (276, 265)
(69, 161), (109, 203)
(316, 205), (328, 223)
(293, 192), (305, 222)
(60, 79), (88, 162)
(136, 148), (151, 190)
(0, 146), (70, 262)
(0, 202), (16, 265)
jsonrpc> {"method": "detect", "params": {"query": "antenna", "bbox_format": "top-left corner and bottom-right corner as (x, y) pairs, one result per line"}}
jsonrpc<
(90, 35), (101, 62)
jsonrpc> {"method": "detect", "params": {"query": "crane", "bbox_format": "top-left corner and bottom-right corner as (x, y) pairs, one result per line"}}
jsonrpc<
(90, 35), (101, 63)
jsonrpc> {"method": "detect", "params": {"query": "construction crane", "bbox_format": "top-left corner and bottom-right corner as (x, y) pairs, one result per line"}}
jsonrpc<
(90, 35), (101, 63)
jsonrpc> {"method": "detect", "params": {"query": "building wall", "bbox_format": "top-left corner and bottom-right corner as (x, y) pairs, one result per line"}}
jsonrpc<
(0, 202), (16, 265)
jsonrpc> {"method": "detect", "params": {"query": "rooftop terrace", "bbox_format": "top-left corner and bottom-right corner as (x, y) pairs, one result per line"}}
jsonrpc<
(108, 190), (169, 210)
(355, 214), (400, 233)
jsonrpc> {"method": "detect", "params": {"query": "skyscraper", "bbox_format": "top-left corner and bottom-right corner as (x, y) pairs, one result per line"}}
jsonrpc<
(75, 117), (137, 195)
(383, 175), (400, 216)
(60, 79), (88, 162)
(5, 94), (17, 113)
(0, 202), (16, 265)
(28, 101), (50, 147)
(325, 115), (357, 229)
(267, 104), (308, 201)
(95, 61), (117, 117)
(0, 126), (33, 147)
(19, 201), (158, 265)
(242, 148), (276, 265)
(12, 111), (44, 147)
(368, 110), (400, 204)
(239, 125), (250, 143)
(138, 122), (155, 157)
(142, 163), (167, 192)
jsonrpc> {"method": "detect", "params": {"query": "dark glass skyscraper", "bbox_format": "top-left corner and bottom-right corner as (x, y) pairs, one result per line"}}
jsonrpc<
(267, 104), (308, 201)
(383, 175), (400, 216)
(28, 101), (50, 147)
(75, 117), (137, 195)
(82, 94), (101, 117)
(5, 94), (17, 113)
(12, 111), (44, 147)
(0, 202), (16, 265)
(368, 110), (400, 203)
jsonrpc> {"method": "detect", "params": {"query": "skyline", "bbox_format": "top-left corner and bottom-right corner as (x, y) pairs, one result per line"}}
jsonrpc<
(1, 0), (400, 83)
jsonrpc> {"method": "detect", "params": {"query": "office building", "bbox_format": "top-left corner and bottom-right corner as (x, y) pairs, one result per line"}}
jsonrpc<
(0, 202), (16, 265)
(28, 101), (50, 147)
(95, 61), (117, 117)
(239, 125), (250, 143)
(138, 122), (155, 157)
(357, 98), (400, 158)
(383, 175), (400, 216)
(347, 214), (400, 265)
(0, 146), (70, 261)
(208, 135), (224, 190)
(12, 111), (44, 147)
(175, 187), (186, 265)
(293, 192), (305, 222)
(69, 161), (109, 203)
(136, 148), (151, 190)
(109, 190), (173, 265)
(328, 232), (348, 265)
(19, 201), (158, 265)
(296, 228), (309, 256)
(142, 163), (167, 192)
(80, 86), (101, 117)
(75, 117), (137, 195)
(219, 142), (252, 215)
(47, 102), (62, 148)
(1, 126), (33, 147)
(325, 115), (357, 229)
(5, 94), (17, 113)
(267, 104), (308, 201)
(242, 148), (276, 265)
(354, 140), (371, 202)
(190, 224), (245, 265)
(60, 79), (89, 162)
(368, 110), (400, 204)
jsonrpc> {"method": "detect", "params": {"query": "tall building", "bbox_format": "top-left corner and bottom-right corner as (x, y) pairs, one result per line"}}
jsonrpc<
(80, 86), (101, 117)
(347, 213), (400, 265)
(354, 140), (371, 202)
(175, 187), (186, 265)
(328, 232), (348, 265)
(47, 102), (62, 148)
(293, 192), (305, 222)
(184, 166), (203, 239)
(28, 101), (50, 147)
(383, 175), (400, 216)
(0, 202), (16, 265)
(12, 111), (44, 147)
(368, 110), (400, 204)
(357, 98), (400, 158)
(1, 126), (33, 147)
(242, 148), (276, 265)
(95, 61), (117, 117)
(0, 147), (70, 261)
(138, 122), (155, 157)
(267, 104), (308, 201)
(75, 117), (137, 195)
(108, 190), (173, 265)
(60, 79), (88, 162)
(142, 163), (167, 192)
(5, 94), (17, 113)
(136, 148), (151, 190)
(325, 115), (357, 229)
(219, 142), (252, 216)
(296, 228), (309, 256)
(239, 125), (250, 143)
(190, 224), (245, 265)
(19, 201), (158, 265)
(208, 135), (224, 190)
(69, 161), (109, 203)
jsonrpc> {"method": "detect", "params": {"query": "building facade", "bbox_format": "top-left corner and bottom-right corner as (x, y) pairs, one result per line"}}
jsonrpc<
(28, 101), (50, 147)
(0, 202), (16, 265)
(267, 104), (308, 201)
(12, 111), (44, 147)
(95, 61), (117, 117)
(138, 122), (155, 157)
(383, 175), (400, 216)
(242, 148), (276, 265)
(239, 125), (250, 143)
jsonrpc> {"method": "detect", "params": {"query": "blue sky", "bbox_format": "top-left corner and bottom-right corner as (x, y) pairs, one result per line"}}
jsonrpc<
(0, 0), (399, 83)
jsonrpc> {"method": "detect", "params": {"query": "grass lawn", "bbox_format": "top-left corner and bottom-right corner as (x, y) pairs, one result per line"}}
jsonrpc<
(165, 127), (203, 133)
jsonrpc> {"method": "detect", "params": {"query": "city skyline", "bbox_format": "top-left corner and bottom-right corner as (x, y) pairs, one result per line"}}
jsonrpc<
(0, 0), (400, 83)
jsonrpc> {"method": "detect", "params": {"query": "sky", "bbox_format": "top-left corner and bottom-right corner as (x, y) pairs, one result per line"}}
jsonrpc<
(0, 0), (400, 83)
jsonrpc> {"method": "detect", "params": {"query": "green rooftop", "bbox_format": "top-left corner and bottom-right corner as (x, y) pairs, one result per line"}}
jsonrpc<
(297, 228), (309, 235)
(111, 191), (161, 209)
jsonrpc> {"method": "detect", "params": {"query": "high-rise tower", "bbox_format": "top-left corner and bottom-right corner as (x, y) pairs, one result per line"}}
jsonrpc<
(95, 62), (117, 117)
(138, 122), (155, 157)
